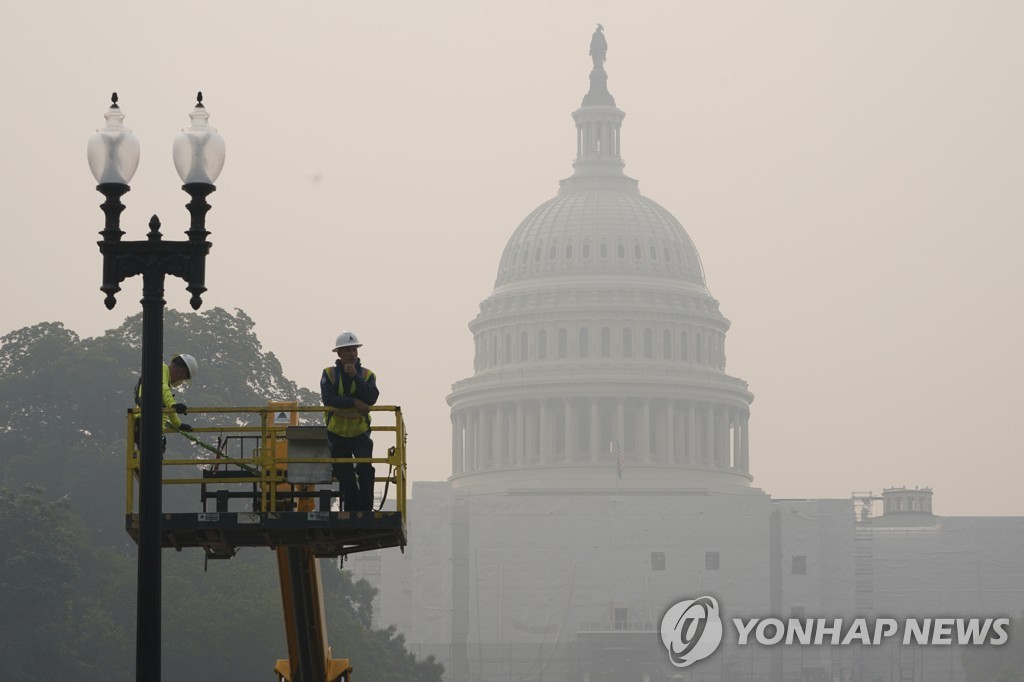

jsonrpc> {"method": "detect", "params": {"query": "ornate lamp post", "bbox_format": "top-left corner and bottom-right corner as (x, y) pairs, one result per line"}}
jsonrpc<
(89, 92), (225, 681)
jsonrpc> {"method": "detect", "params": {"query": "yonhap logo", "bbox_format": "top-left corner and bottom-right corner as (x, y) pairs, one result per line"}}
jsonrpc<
(658, 595), (1009, 668)
(660, 596), (724, 668)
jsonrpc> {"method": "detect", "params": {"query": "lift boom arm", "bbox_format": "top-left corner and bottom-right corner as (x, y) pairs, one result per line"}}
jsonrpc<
(274, 545), (352, 682)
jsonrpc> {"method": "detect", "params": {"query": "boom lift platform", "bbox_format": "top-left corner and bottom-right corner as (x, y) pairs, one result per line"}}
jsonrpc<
(123, 402), (408, 681)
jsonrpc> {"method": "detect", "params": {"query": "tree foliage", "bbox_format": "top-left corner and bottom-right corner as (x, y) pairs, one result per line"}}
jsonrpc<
(0, 309), (438, 682)
(962, 614), (1024, 682)
(323, 567), (445, 682)
(0, 483), (132, 680)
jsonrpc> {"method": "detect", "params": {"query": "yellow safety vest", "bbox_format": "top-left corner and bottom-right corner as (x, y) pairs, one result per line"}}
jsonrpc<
(134, 364), (182, 429)
(324, 366), (373, 437)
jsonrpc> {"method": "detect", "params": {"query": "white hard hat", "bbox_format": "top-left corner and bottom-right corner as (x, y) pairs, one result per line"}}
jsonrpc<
(174, 353), (198, 382)
(333, 331), (362, 351)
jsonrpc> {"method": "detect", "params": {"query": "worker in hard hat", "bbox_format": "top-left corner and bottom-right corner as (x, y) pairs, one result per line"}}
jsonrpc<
(134, 353), (197, 452)
(320, 332), (379, 512)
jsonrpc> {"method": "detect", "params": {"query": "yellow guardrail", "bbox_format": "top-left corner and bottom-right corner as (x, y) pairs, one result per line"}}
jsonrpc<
(124, 405), (407, 518)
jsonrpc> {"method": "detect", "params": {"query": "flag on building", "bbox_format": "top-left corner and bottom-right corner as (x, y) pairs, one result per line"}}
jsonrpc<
(611, 440), (624, 479)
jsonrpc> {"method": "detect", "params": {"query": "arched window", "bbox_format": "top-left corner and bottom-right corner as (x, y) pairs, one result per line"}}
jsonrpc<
(696, 334), (703, 364)
(643, 328), (653, 359)
(582, 242), (591, 259)
(565, 243), (573, 259)
(538, 329), (547, 360)
(601, 327), (611, 358)
(579, 327), (589, 358)
(681, 332), (688, 361)
(557, 329), (568, 359)
(650, 245), (658, 261)
(548, 245), (557, 261)
(600, 243), (608, 259)
(617, 243), (626, 259)
(634, 243), (642, 259)
(519, 330), (529, 361)
(492, 334), (499, 366)
(504, 332), (513, 364)
(623, 328), (633, 358)
(662, 329), (672, 359)
(534, 248), (542, 262)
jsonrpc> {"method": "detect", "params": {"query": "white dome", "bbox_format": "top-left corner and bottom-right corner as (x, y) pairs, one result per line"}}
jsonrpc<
(495, 185), (706, 288)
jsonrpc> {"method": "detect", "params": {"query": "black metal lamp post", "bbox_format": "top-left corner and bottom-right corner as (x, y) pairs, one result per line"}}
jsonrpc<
(89, 92), (225, 682)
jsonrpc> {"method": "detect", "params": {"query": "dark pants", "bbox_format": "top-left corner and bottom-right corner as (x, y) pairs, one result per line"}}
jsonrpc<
(326, 431), (375, 512)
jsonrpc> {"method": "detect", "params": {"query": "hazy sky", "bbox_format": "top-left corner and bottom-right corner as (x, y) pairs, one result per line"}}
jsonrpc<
(3, 1), (1022, 516)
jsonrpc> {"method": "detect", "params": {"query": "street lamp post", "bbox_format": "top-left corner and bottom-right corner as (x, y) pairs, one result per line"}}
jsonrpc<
(89, 92), (225, 681)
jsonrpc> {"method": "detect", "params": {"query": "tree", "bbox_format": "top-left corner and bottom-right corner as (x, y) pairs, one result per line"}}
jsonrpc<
(0, 483), (131, 681)
(0, 309), (440, 681)
(323, 566), (445, 682)
(0, 308), (318, 537)
(962, 614), (1024, 682)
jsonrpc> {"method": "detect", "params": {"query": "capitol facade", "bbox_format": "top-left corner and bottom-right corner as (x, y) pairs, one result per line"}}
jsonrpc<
(353, 29), (1024, 682)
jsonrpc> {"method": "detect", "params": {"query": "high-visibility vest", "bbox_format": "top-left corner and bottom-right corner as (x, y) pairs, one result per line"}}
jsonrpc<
(324, 366), (373, 437)
(134, 364), (181, 429)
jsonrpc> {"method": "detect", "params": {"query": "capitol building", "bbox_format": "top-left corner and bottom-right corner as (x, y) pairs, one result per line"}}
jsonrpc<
(448, 25), (751, 499)
(353, 29), (1024, 682)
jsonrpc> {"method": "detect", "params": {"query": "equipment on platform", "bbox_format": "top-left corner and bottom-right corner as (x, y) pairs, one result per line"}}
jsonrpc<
(123, 400), (407, 681)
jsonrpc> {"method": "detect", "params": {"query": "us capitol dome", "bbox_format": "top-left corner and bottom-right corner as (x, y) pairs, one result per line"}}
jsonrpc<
(447, 26), (755, 496)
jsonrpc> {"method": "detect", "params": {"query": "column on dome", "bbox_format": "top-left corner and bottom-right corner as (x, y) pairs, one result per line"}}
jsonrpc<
(481, 406), (491, 469)
(741, 411), (750, 471)
(504, 404), (513, 467)
(711, 407), (720, 468)
(452, 411), (464, 474)
(616, 399), (625, 456)
(718, 407), (727, 468)
(717, 407), (727, 468)
(465, 409), (476, 472)
(495, 404), (506, 468)
(641, 398), (651, 463)
(717, 407), (728, 468)
(564, 399), (575, 462)
(722, 408), (732, 468)
(700, 405), (708, 464)
(506, 405), (514, 467)
(731, 408), (741, 469)
(666, 399), (676, 464)
(478, 407), (487, 470)
(528, 401), (536, 464)
(515, 401), (524, 466)
(539, 398), (549, 464)
(687, 401), (697, 465)
(590, 400), (600, 463)
(475, 407), (485, 469)
(651, 399), (661, 463)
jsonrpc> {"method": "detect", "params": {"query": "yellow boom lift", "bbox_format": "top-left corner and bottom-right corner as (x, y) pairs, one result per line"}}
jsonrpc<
(124, 401), (408, 681)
